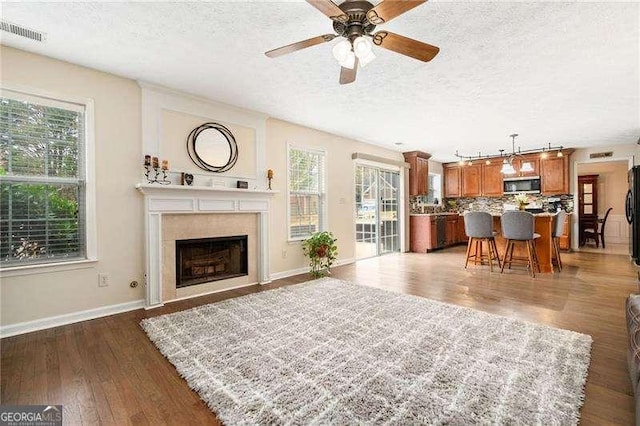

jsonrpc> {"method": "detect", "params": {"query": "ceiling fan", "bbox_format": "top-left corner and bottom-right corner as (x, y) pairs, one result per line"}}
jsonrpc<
(265, 0), (439, 85)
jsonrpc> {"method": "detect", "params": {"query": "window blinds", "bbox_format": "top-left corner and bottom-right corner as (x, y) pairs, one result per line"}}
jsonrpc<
(0, 93), (86, 266)
(288, 147), (326, 239)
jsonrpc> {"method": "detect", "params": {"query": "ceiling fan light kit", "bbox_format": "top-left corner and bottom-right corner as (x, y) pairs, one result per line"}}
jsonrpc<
(265, 0), (439, 84)
(455, 135), (564, 175)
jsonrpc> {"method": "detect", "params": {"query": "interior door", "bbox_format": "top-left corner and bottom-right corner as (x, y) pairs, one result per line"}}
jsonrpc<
(355, 165), (400, 259)
(578, 174), (598, 245)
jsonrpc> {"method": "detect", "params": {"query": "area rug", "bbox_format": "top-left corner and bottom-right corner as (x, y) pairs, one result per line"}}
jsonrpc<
(141, 278), (592, 425)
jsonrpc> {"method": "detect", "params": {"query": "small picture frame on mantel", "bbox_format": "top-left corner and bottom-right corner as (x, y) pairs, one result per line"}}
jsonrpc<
(236, 180), (248, 189)
(181, 173), (194, 186)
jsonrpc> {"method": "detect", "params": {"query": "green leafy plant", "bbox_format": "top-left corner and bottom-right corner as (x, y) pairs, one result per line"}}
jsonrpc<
(301, 231), (338, 278)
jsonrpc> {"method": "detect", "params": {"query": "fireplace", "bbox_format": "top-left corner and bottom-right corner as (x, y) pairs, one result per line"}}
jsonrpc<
(175, 235), (248, 288)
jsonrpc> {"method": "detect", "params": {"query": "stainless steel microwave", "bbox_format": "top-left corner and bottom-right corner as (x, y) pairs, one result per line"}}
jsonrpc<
(503, 176), (541, 194)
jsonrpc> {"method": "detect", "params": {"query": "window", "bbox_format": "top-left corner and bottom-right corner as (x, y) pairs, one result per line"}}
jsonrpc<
(427, 173), (442, 204)
(0, 90), (89, 267)
(288, 146), (326, 240)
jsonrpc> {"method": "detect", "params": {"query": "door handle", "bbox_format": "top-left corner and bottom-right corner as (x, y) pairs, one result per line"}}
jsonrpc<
(626, 190), (634, 224)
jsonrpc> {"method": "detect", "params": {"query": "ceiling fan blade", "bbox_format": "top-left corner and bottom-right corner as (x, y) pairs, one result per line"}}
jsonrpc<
(339, 57), (359, 85)
(306, 0), (349, 23)
(265, 34), (336, 58)
(366, 0), (427, 25)
(372, 31), (439, 62)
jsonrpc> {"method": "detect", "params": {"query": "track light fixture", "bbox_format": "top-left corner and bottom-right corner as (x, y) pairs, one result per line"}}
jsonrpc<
(454, 135), (564, 174)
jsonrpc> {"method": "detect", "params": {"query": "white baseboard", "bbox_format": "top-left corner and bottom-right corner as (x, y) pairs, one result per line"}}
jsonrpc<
(270, 258), (356, 281)
(0, 299), (145, 338)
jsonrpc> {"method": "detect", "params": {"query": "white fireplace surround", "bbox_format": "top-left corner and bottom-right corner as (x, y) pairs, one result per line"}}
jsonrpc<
(136, 183), (277, 308)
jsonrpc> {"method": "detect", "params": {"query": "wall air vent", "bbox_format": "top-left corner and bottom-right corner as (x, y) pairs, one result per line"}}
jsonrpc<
(0, 20), (46, 42)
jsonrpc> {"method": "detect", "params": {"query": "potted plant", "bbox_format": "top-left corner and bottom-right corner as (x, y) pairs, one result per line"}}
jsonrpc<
(302, 231), (338, 278)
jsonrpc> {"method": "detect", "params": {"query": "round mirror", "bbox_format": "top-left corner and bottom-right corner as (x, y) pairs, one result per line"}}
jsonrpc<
(195, 128), (231, 168)
(186, 123), (238, 173)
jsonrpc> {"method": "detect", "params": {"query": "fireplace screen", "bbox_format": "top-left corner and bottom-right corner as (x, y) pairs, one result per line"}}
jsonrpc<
(175, 235), (248, 288)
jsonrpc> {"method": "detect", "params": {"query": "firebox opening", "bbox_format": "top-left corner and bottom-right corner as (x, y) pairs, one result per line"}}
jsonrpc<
(175, 235), (248, 288)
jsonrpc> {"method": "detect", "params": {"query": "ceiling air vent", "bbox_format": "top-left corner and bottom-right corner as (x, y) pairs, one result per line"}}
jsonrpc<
(0, 20), (46, 42)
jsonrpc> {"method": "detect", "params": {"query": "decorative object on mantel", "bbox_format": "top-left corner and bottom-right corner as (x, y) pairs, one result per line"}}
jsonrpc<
(302, 231), (338, 278)
(143, 154), (171, 185)
(454, 134), (565, 174)
(514, 193), (530, 210)
(181, 172), (194, 186)
(267, 168), (274, 190)
(236, 180), (248, 189)
(186, 122), (238, 173)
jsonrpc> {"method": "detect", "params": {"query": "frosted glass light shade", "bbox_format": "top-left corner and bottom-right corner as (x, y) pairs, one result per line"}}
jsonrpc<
(501, 160), (516, 174)
(520, 162), (534, 173)
(332, 39), (352, 62)
(353, 36), (373, 58)
(359, 50), (376, 67)
(339, 51), (356, 69)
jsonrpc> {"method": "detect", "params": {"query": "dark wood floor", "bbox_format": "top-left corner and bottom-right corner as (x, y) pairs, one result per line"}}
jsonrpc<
(2, 247), (638, 425)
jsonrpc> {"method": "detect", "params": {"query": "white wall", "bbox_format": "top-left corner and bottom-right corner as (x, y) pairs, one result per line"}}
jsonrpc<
(577, 160), (630, 244)
(266, 119), (405, 275)
(570, 144), (639, 248)
(0, 47), (405, 333)
(0, 46), (145, 328)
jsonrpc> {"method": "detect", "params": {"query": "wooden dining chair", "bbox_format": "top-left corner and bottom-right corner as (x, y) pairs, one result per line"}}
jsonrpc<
(583, 207), (613, 248)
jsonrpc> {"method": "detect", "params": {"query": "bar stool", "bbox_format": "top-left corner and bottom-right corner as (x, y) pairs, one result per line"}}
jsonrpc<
(500, 211), (541, 277)
(464, 212), (501, 272)
(552, 210), (567, 272)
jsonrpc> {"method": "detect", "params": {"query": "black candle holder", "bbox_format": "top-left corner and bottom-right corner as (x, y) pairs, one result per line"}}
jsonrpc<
(145, 165), (171, 185)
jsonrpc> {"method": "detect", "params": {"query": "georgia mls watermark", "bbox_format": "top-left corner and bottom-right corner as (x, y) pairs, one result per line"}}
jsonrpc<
(0, 405), (62, 426)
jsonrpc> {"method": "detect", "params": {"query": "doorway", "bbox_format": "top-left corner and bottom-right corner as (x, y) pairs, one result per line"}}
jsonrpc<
(576, 160), (630, 255)
(355, 165), (401, 259)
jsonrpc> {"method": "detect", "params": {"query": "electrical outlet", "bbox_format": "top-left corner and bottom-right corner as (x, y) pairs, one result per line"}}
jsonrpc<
(282, 249), (287, 259)
(98, 273), (109, 287)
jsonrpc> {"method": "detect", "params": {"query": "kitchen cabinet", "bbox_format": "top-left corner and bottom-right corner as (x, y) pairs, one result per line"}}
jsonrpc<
(410, 214), (466, 252)
(443, 149), (574, 198)
(540, 153), (571, 195)
(444, 165), (461, 198)
(482, 162), (503, 196)
(403, 151), (431, 196)
(461, 164), (482, 197)
(410, 215), (434, 253)
(445, 215), (458, 245)
(558, 215), (571, 250)
(457, 215), (468, 242)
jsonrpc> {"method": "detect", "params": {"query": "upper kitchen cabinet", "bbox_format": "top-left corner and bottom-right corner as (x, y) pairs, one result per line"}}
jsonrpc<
(481, 162), (503, 196)
(540, 149), (574, 195)
(442, 149), (573, 198)
(444, 164), (461, 198)
(461, 163), (482, 197)
(403, 151), (431, 196)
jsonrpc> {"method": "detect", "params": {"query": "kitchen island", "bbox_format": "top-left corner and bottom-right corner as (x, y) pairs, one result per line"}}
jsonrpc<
(491, 213), (555, 273)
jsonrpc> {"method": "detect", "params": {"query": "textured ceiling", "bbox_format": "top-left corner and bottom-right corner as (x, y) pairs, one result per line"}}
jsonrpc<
(1, 1), (638, 162)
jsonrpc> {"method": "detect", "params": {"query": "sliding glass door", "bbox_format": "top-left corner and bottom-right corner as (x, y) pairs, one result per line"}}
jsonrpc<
(355, 165), (401, 259)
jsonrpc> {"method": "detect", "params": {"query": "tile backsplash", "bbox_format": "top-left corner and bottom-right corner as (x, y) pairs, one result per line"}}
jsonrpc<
(410, 194), (574, 215)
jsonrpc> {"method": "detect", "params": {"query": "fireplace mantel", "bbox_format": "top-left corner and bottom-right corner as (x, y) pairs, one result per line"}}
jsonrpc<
(136, 183), (277, 308)
(135, 183), (279, 196)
